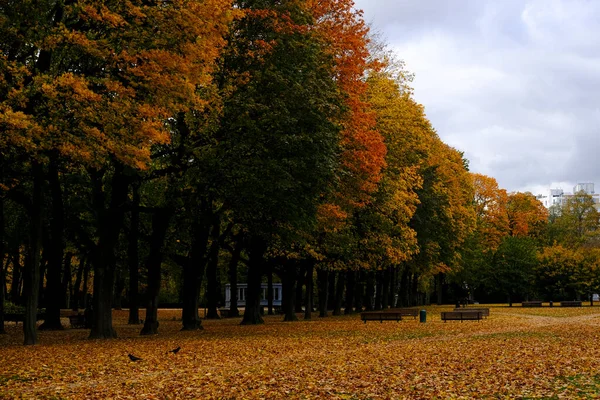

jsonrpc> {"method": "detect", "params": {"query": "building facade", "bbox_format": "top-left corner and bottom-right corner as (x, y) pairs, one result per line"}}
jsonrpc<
(536, 183), (600, 211)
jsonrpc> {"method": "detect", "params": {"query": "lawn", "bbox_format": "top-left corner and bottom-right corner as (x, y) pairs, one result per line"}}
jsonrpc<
(2, 305), (600, 399)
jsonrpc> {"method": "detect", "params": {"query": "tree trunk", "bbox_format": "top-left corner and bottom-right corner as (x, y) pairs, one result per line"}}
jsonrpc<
(295, 264), (304, 313)
(327, 269), (336, 311)
(381, 267), (390, 309)
(282, 261), (297, 322)
(0, 198), (5, 334)
(436, 273), (443, 305)
(205, 217), (221, 319)
(10, 248), (22, 304)
(267, 263), (274, 315)
(333, 271), (344, 316)
(71, 256), (85, 311)
(365, 271), (374, 311)
(227, 233), (243, 318)
(24, 162), (44, 345)
(89, 166), (129, 339)
(390, 267), (397, 307)
(113, 265), (125, 310)
(127, 182), (140, 324)
(304, 260), (314, 320)
(344, 270), (355, 315)
(180, 218), (210, 330)
(40, 160), (65, 331)
(354, 271), (365, 312)
(399, 268), (409, 307)
(317, 267), (328, 317)
(241, 236), (265, 325)
(61, 253), (73, 309)
(81, 258), (91, 309)
(140, 208), (172, 335)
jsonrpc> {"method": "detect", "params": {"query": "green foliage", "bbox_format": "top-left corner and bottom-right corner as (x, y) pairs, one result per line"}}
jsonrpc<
(488, 236), (538, 301)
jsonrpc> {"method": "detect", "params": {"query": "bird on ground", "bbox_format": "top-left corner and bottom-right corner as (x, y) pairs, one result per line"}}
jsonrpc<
(128, 353), (143, 362)
(168, 346), (181, 354)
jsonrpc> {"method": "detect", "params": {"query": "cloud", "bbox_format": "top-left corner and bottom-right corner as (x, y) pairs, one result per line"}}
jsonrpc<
(354, 0), (600, 195)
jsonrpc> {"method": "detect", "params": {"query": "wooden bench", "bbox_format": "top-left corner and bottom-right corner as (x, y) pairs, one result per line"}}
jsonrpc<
(361, 311), (404, 323)
(453, 307), (489, 318)
(68, 314), (86, 329)
(560, 301), (582, 307)
(441, 311), (482, 322)
(387, 308), (419, 319)
(522, 301), (543, 307)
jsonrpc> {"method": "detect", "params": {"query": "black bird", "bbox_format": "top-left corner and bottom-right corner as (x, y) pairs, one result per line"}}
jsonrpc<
(168, 346), (181, 354)
(128, 353), (143, 362)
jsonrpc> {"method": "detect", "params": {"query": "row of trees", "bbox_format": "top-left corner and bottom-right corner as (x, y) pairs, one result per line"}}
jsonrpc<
(459, 175), (600, 305)
(2, 1), (598, 346)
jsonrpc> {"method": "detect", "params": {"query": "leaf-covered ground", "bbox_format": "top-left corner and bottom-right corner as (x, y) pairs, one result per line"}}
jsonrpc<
(2, 306), (600, 399)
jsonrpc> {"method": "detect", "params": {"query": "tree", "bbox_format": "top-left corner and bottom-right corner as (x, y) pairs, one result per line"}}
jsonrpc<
(489, 236), (538, 306)
(548, 192), (599, 248)
(216, 0), (345, 324)
(0, 0), (234, 342)
(507, 192), (548, 241)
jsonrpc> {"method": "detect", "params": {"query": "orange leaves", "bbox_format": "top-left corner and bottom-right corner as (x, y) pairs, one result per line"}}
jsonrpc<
(3, 308), (600, 398)
(507, 192), (548, 238)
(472, 173), (510, 252)
(310, 0), (386, 209)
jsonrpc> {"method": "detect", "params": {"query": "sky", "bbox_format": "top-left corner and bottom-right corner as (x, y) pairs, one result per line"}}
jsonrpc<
(353, 0), (600, 195)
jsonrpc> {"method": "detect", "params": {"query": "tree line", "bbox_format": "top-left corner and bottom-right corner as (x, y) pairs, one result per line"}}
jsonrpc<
(1, 1), (597, 345)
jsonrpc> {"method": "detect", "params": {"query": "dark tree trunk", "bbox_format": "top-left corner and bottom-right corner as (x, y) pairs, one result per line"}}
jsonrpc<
(205, 217), (221, 319)
(227, 233), (243, 318)
(71, 256), (85, 311)
(317, 267), (328, 317)
(375, 270), (383, 310)
(390, 267), (397, 307)
(61, 253), (73, 309)
(436, 273), (443, 305)
(241, 236), (265, 325)
(344, 270), (355, 315)
(10, 248), (22, 304)
(304, 260), (314, 320)
(180, 219), (210, 331)
(354, 271), (365, 312)
(399, 268), (409, 307)
(0, 198), (5, 334)
(24, 162), (44, 345)
(327, 270), (336, 311)
(267, 263), (274, 315)
(282, 261), (297, 322)
(113, 265), (125, 310)
(128, 182), (140, 324)
(333, 271), (344, 316)
(89, 167), (129, 340)
(411, 273), (419, 306)
(365, 271), (375, 311)
(81, 258), (91, 309)
(140, 207), (172, 335)
(381, 267), (390, 309)
(295, 264), (304, 313)
(40, 160), (65, 331)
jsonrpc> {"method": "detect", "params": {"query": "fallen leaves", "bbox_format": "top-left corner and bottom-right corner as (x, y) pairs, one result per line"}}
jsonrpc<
(2, 307), (600, 398)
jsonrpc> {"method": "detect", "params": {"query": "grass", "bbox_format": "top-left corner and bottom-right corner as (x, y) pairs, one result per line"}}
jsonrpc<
(2, 305), (600, 398)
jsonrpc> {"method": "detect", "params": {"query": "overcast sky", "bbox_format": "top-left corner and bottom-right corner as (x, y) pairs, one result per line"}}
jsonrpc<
(353, 0), (600, 195)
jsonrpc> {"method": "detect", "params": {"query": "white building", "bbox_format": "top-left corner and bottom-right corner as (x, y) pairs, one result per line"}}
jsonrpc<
(536, 183), (600, 211)
(225, 283), (283, 308)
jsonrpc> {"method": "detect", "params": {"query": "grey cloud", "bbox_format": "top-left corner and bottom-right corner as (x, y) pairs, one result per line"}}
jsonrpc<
(354, 0), (600, 194)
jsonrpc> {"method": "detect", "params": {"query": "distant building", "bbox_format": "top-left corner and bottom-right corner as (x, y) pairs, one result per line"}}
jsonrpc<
(224, 283), (282, 309)
(536, 183), (600, 211)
